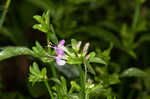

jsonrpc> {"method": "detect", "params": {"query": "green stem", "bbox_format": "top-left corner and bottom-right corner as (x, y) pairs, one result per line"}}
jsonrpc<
(49, 63), (57, 77)
(44, 80), (54, 99)
(0, 0), (11, 29)
(78, 64), (85, 99)
(85, 93), (89, 99)
(47, 33), (57, 77)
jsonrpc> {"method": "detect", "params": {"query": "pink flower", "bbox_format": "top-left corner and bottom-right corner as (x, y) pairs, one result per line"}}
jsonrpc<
(49, 40), (67, 66)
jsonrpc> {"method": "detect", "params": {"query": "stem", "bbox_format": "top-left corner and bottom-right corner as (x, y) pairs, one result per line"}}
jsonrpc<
(49, 63), (57, 77)
(0, 0), (11, 29)
(84, 61), (87, 83)
(44, 80), (54, 99)
(85, 93), (89, 99)
(78, 64), (85, 99)
(47, 33), (57, 77)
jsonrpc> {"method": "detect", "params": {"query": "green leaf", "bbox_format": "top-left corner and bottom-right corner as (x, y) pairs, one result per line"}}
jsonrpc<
(86, 62), (95, 75)
(89, 57), (106, 64)
(33, 15), (42, 23)
(134, 34), (150, 48)
(120, 24), (127, 38)
(32, 24), (48, 33)
(69, 81), (81, 93)
(32, 41), (53, 63)
(60, 76), (67, 94)
(67, 57), (82, 64)
(43, 10), (50, 26)
(49, 77), (61, 85)
(0, 47), (34, 61)
(108, 74), (120, 85)
(120, 67), (147, 77)
(29, 62), (47, 85)
(71, 39), (78, 50)
(88, 83), (106, 95)
(47, 31), (58, 45)
(89, 52), (96, 60)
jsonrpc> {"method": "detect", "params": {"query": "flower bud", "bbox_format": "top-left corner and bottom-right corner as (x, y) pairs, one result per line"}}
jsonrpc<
(85, 53), (90, 60)
(76, 41), (82, 51)
(82, 42), (90, 56)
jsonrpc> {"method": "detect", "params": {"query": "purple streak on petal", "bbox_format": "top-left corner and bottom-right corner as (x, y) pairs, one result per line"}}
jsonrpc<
(56, 48), (64, 56)
(58, 40), (65, 47)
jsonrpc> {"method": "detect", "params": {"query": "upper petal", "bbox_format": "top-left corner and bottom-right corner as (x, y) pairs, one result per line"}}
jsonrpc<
(58, 40), (65, 47)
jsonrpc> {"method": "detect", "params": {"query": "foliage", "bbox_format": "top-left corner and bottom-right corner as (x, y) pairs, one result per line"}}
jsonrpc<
(0, 0), (150, 99)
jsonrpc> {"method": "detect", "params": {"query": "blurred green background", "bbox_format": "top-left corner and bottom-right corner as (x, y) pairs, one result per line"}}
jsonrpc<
(0, 0), (150, 99)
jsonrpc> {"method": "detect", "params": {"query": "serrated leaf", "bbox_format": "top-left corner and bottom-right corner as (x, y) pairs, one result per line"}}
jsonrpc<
(29, 62), (47, 85)
(120, 67), (147, 77)
(31, 41), (52, 63)
(89, 57), (106, 64)
(0, 47), (34, 61)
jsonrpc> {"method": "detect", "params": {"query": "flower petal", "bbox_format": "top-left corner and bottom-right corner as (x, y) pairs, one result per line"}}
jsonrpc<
(56, 48), (64, 56)
(58, 40), (65, 47)
(56, 59), (66, 66)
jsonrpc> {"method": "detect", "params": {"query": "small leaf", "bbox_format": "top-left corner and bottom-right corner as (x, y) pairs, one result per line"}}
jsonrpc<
(120, 67), (147, 77)
(60, 76), (67, 94)
(47, 31), (58, 45)
(44, 10), (50, 25)
(71, 39), (78, 50)
(29, 62), (47, 85)
(0, 47), (34, 61)
(89, 57), (106, 64)
(86, 62), (95, 75)
(67, 57), (82, 64)
(49, 77), (61, 85)
(109, 74), (120, 85)
(32, 24), (48, 33)
(33, 15), (42, 23)
(89, 52), (96, 60)
(134, 34), (150, 48)
(70, 81), (81, 92)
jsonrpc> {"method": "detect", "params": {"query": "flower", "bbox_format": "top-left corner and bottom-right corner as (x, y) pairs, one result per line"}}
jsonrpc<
(49, 40), (67, 66)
